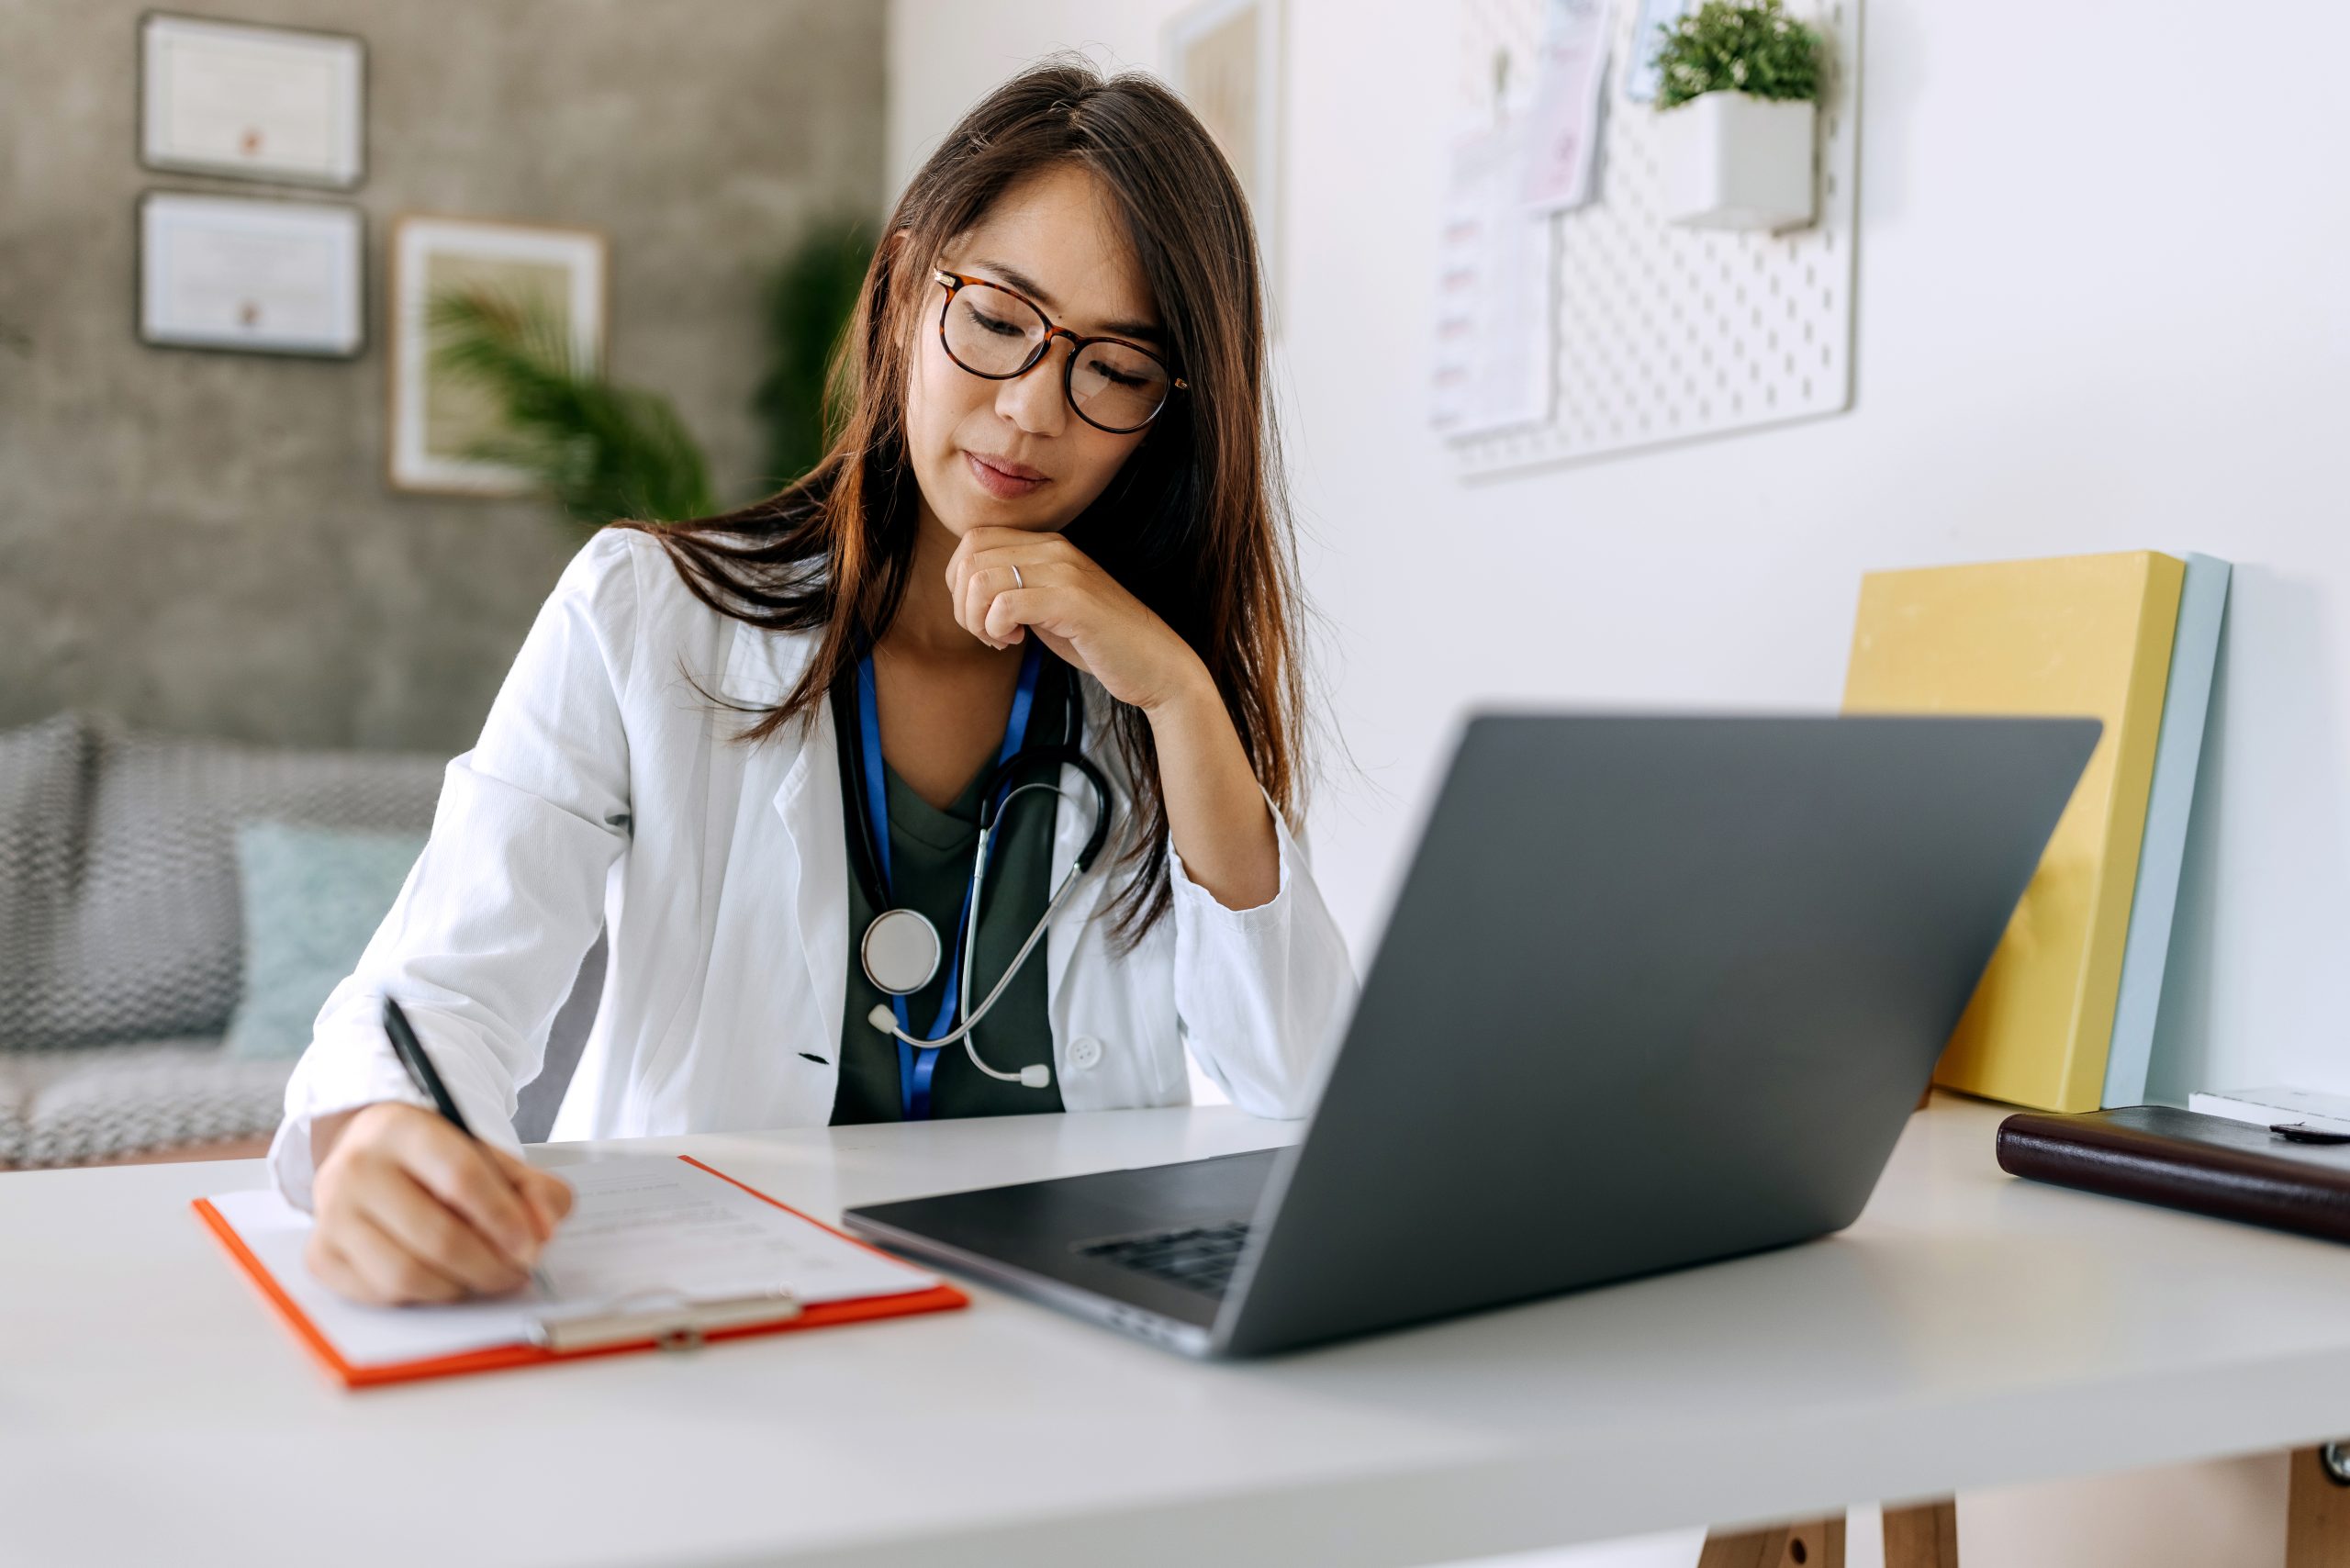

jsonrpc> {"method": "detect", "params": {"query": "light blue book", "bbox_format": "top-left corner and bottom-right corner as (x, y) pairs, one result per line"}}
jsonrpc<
(2102, 554), (2231, 1107)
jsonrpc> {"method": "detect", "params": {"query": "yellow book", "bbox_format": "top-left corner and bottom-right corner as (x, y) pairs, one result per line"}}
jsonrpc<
(1842, 552), (2185, 1113)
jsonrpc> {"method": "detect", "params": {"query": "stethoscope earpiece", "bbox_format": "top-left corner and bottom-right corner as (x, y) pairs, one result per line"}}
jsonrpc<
(862, 1000), (1053, 1089)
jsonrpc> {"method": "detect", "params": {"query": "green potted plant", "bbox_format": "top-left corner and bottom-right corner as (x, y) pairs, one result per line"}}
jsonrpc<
(424, 217), (875, 529)
(753, 217), (877, 488)
(428, 286), (715, 528)
(1650, 0), (1824, 231)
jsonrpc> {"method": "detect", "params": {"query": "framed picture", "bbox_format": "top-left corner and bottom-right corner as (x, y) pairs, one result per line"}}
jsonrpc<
(386, 215), (608, 496)
(1164, 0), (1282, 321)
(138, 191), (364, 357)
(140, 12), (366, 188)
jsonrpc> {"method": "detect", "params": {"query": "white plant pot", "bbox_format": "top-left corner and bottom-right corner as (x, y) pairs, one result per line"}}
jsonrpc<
(1654, 90), (1817, 231)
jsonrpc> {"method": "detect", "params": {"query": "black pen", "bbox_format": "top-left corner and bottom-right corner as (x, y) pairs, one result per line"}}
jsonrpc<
(381, 996), (555, 1298)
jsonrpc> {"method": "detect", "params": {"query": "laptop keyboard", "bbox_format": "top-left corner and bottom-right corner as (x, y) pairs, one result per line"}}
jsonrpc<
(1077, 1220), (1254, 1296)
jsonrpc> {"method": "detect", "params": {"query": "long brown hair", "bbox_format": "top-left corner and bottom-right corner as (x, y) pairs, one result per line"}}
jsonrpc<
(619, 59), (1305, 942)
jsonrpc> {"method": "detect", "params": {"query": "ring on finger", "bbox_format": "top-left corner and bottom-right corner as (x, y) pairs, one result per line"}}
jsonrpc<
(1011, 564), (1025, 590)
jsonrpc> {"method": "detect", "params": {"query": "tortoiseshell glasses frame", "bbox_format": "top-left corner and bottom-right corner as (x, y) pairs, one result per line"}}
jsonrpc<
(932, 269), (1187, 434)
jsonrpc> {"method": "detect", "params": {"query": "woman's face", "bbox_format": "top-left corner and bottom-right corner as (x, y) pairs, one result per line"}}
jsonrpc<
(904, 162), (1161, 541)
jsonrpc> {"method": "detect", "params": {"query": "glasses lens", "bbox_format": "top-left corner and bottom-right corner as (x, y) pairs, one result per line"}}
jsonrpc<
(1069, 339), (1172, 431)
(941, 282), (1046, 377)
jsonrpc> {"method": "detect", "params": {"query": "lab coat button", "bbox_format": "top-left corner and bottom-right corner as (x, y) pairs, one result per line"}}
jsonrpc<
(1069, 1036), (1103, 1070)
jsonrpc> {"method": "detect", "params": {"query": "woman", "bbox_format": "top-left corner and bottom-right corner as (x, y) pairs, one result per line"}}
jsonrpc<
(276, 62), (1354, 1305)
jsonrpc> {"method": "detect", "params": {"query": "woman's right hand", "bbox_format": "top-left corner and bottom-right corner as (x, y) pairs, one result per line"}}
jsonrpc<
(304, 1102), (575, 1305)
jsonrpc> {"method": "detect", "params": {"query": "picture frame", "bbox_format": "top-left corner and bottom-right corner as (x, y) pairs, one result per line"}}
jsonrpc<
(1163, 0), (1283, 326)
(386, 214), (609, 497)
(139, 12), (366, 189)
(137, 190), (364, 358)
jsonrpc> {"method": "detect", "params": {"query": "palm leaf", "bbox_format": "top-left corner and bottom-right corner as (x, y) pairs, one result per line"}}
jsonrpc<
(427, 286), (715, 526)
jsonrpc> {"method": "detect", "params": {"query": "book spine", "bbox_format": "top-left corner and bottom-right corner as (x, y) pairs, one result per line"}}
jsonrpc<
(2103, 554), (2230, 1108)
(1996, 1114), (2350, 1245)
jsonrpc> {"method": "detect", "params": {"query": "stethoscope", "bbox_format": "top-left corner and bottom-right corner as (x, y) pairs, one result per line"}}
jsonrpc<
(846, 639), (1113, 1118)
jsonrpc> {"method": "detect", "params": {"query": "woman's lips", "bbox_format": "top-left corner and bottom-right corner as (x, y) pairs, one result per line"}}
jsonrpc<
(965, 451), (1047, 500)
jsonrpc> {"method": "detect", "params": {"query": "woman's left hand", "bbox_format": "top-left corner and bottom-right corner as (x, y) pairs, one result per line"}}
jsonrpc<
(946, 526), (1210, 712)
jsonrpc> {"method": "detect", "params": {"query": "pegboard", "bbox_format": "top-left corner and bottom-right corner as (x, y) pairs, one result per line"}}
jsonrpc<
(1448, 0), (1861, 476)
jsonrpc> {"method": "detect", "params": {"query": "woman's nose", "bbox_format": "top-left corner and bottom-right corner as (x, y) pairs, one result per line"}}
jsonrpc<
(995, 340), (1069, 436)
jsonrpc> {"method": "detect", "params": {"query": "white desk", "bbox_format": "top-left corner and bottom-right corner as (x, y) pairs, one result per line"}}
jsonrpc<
(6, 1097), (2350, 1568)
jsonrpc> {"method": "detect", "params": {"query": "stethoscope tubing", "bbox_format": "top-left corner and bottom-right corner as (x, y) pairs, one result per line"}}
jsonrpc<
(850, 647), (1114, 1102)
(868, 782), (1092, 1060)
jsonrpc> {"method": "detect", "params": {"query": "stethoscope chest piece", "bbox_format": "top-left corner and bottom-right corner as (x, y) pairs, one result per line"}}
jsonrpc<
(861, 907), (942, 996)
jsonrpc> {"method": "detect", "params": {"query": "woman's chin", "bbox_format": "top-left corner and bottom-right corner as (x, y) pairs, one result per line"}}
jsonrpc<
(915, 460), (1085, 536)
(951, 498), (1069, 534)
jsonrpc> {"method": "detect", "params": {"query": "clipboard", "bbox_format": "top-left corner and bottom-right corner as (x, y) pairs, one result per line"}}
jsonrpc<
(194, 1155), (968, 1389)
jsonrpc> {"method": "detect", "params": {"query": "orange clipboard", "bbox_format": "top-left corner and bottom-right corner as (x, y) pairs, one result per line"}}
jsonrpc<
(193, 1155), (968, 1390)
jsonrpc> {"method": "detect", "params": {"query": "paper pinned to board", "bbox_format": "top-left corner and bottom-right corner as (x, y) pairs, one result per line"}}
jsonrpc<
(1431, 121), (1555, 441)
(1621, 0), (1696, 105)
(1431, 0), (1617, 441)
(205, 1155), (939, 1370)
(1519, 0), (1613, 214)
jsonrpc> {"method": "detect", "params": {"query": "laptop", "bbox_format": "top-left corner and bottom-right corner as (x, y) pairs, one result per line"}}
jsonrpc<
(842, 712), (2099, 1358)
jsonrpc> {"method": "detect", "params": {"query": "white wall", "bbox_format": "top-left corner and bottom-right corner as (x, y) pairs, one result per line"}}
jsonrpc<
(890, 0), (2350, 1110)
(887, 3), (2344, 1562)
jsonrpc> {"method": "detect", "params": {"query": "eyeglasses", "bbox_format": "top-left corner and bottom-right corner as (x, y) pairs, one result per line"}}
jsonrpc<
(932, 269), (1185, 434)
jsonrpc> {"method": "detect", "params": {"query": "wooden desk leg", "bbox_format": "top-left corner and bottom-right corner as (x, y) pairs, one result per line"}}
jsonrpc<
(2288, 1445), (2350, 1567)
(1697, 1516), (1845, 1567)
(1882, 1497), (1959, 1568)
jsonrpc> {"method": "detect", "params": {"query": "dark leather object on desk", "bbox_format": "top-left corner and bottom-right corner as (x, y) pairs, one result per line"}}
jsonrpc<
(1997, 1104), (2350, 1243)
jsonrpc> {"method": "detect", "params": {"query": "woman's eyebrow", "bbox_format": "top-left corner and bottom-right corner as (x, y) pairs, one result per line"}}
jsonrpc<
(975, 257), (1164, 344)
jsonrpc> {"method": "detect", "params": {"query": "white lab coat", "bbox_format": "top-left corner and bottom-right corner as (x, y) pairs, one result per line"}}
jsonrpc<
(269, 529), (1356, 1209)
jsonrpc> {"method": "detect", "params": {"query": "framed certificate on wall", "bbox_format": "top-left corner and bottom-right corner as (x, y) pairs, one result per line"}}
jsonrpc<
(140, 12), (366, 188)
(138, 192), (364, 357)
(386, 215), (609, 495)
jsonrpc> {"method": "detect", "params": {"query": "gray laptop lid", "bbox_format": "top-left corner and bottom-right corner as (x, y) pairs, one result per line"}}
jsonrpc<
(1214, 712), (2098, 1355)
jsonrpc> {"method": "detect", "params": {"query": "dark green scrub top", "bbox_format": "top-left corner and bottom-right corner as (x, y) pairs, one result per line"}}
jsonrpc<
(830, 658), (1069, 1124)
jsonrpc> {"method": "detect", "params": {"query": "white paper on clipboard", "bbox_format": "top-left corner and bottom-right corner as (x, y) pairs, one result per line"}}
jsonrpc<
(204, 1156), (938, 1369)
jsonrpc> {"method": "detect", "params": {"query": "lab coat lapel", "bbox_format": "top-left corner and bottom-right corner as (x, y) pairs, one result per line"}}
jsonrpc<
(719, 622), (846, 1070)
(775, 704), (849, 1066)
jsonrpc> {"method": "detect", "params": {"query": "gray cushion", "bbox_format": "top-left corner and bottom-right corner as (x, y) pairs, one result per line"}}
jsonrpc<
(0, 714), (446, 1050)
(0, 711), (605, 1161)
(0, 712), (100, 1052)
(0, 1037), (294, 1167)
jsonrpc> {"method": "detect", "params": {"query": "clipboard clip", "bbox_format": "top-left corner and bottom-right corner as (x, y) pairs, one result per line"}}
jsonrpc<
(526, 1288), (803, 1354)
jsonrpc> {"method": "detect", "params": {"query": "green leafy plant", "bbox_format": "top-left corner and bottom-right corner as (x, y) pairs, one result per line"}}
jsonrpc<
(428, 286), (714, 527)
(1652, 0), (1822, 110)
(425, 218), (873, 529)
(753, 216), (878, 488)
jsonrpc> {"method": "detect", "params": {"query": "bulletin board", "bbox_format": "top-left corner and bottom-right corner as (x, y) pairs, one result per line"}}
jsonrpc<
(1448, 0), (1862, 477)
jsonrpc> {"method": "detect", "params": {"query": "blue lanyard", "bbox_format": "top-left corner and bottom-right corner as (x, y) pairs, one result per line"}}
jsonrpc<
(855, 640), (1042, 1120)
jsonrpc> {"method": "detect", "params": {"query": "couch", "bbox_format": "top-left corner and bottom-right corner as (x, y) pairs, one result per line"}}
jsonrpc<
(0, 711), (598, 1169)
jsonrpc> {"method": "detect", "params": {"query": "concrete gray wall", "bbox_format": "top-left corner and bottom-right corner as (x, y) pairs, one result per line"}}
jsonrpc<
(0, 0), (884, 753)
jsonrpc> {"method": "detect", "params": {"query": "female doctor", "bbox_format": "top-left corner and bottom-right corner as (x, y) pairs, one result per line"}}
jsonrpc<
(276, 62), (1356, 1305)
